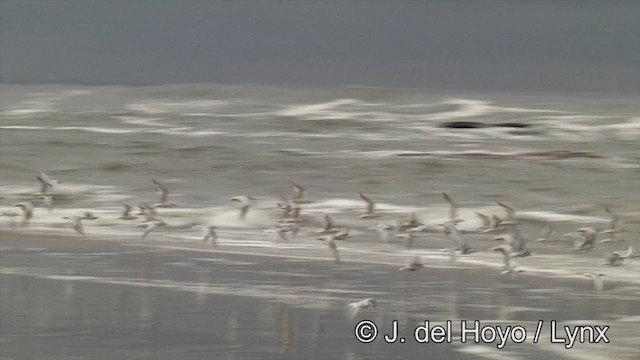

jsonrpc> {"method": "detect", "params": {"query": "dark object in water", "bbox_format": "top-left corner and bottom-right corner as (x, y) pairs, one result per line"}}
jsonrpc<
(498, 122), (530, 128)
(441, 121), (530, 129)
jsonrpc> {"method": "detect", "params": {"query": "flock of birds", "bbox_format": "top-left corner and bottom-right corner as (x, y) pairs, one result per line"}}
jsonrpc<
(2, 171), (638, 321)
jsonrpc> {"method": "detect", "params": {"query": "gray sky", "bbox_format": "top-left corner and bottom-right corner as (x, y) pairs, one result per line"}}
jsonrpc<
(1, 1), (639, 93)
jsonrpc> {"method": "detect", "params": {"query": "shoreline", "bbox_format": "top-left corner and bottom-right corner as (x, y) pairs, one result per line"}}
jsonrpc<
(2, 229), (639, 289)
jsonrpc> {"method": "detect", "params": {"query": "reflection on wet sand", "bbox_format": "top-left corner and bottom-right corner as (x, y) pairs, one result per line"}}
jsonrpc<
(0, 237), (639, 360)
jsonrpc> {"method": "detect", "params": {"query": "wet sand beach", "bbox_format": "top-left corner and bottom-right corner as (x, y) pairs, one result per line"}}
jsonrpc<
(1, 233), (639, 360)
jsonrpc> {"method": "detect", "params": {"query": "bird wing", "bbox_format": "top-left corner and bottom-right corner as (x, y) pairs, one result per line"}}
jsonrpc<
(240, 205), (250, 219)
(443, 193), (457, 219)
(142, 222), (158, 239)
(37, 171), (53, 192)
(498, 202), (515, 220)
(329, 242), (340, 264)
(411, 256), (422, 267)
(605, 206), (619, 226)
(510, 223), (526, 252)
(75, 218), (85, 235)
(377, 226), (392, 243)
(44, 196), (53, 211)
(444, 223), (465, 248)
(542, 221), (552, 238)
(158, 187), (169, 204)
(620, 246), (634, 258)
(594, 276), (604, 292)
(291, 181), (305, 199)
(475, 211), (489, 225)
(360, 193), (375, 214)
(322, 213), (333, 231)
(346, 303), (362, 322)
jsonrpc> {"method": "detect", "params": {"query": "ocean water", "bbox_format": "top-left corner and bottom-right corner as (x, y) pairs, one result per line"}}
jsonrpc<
(0, 83), (639, 359)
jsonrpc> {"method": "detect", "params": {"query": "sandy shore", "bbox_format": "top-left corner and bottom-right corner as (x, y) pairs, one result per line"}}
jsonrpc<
(1, 233), (639, 359)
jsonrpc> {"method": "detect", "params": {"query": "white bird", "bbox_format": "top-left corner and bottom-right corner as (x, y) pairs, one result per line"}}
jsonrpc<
(375, 222), (395, 243)
(481, 214), (505, 233)
(265, 227), (289, 243)
(442, 192), (459, 221)
(407, 224), (433, 233)
(599, 206), (621, 243)
(491, 244), (513, 270)
(62, 216), (85, 235)
(565, 227), (598, 251)
(141, 205), (159, 222)
(276, 196), (293, 218)
(333, 228), (351, 241)
(493, 233), (514, 245)
(584, 273), (605, 292)
(501, 264), (524, 278)
(152, 178), (166, 191)
(604, 246), (634, 266)
(81, 211), (99, 220)
(142, 219), (166, 239)
(152, 179), (176, 208)
(505, 222), (530, 257)
(275, 221), (300, 240)
(118, 204), (137, 220)
(359, 193), (380, 219)
(290, 181), (309, 203)
(445, 248), (458, 264)
(497, 201), (516, 222)
(36, 171), (62, 194)
(14, 202), (34, 223)
(39, 195), (54, 213)
(316, 213), (337, 234)
(137, 203), (151, 215)
(317, 236), (341, 264)
(1, 210), (19, 218)
(396, 232), (415, 249)
(399, 256), (423, 271)
(202, 225), (218, 246)
(398, 212), (424, 231)
(230, 195), (254, 220)
(347, 298), (376, 322)
(491, 244), (524, 278)
(288, 206), (301, 220)
(440, 221), (475, 254)
(535, 221), (554, 242)
(475, 211), (491, 230)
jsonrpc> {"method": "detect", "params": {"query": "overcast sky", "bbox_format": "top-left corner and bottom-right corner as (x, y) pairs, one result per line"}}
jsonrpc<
(1, 1), (638, 93)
